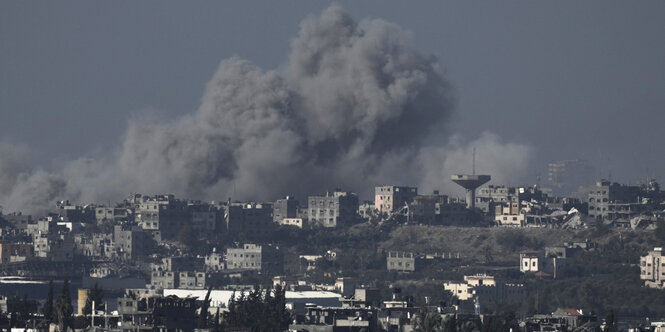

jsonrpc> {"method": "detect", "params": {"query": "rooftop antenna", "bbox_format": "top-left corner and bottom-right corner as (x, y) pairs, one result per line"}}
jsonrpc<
(472, 147), (476, 175)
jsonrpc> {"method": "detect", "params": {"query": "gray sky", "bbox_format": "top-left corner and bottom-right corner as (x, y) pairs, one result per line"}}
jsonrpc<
(2, 1), (664, 187)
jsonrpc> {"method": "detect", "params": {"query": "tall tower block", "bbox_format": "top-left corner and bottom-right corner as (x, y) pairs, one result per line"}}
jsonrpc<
(451, 174), (491, 209)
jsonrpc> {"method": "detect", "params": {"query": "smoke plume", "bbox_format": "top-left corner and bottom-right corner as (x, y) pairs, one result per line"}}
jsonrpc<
(0, 6), (531, 215)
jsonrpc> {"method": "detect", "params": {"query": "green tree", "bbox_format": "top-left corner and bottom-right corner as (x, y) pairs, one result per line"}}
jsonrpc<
(413, 307), (444, 332)
(443, 314), (458, 332)
(604, 309), (619, 332)
(43, 280), (55, 323)
(82, 283), (103, 316)
(198, 286), (212, 329)
(224, 285), (291, 332)
(55, 279), (73, 332)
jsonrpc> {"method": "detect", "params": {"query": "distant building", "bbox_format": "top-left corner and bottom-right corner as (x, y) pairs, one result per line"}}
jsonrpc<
(224, 202), (273, 237)
(273, 196), (299, 223)
(444, 274), (525, 305)
(387, 252), (416, 272)
(204, 249), (225, 272)
(178, 271), (207, 289)
(387, 251), (457, 272)
(476, 186), (517, 213)
(308, 191), (359, 228)
(226, 244), (283, 275)
(95, 206), (131, 223)
(519, 249), (568, 279)
(641, 247), (665, 289)
(407, 192), (446, 224)
(0, 242), (33, 263)
(117, 295), (197, 331)
(587, 180), (641, 220)
(375, 186), (418, 214)
(113, 225), (149, 260)
(280, 218), (304, 228)
(74, 233), (114, 260)
(33, 233), (74, 262)
(548, 159), (594, 196)
(494, 202), (524, 226)
(135, 194), (189, 239)
(189, 203), (219, 232)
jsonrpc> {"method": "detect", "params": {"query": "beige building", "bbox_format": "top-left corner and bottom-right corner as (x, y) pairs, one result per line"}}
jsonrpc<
(444, 274), (525, 304)
(375, 186), (417, 214)
(494, 202), (525, 226)
(641, 247), (665, 288)
(280, 218), (304, 228)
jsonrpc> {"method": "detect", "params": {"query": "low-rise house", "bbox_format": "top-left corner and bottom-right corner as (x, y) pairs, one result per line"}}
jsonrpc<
(444, 275), (526, 306)
(280, 217), (304, 228)
(204, 249), (225, 272)
(0, 242), (33, 263)
(308, 191), (359, 228)
(117, 294), (196, 331)
(177, 271), (206, 289)
(519, 249), (568, 279)
(641, 247), (665, 288)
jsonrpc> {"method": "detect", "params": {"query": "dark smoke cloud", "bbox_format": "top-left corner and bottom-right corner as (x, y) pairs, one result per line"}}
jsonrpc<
(0, 6), (531, 215)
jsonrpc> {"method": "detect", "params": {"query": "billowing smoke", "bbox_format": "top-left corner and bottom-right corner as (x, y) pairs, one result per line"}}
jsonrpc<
(0, 6), (532, 215)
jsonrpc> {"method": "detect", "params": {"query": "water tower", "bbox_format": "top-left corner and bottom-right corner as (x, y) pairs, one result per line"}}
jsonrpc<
(451, 174), (491, 209)
(450, 148), (491, 209)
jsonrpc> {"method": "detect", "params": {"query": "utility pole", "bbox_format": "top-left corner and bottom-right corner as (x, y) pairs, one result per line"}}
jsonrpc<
(91, 300), (95, 331)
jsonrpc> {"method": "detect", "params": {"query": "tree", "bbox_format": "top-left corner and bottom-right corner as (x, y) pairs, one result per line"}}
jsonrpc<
(604, 309), (619, 332)
(443, 314), (458, 332)
(198, 286), (212, 329)
(224, 285), (292, 332)
(43, 280), (54, 324)
(413, 307), (444, 332)
(82, 283), (103, 316)
(55, 279), (73, 332)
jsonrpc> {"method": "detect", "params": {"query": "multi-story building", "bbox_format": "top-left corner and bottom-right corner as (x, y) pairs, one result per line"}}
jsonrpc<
(95, 206), (131, 223)
(494, 202), (524, 226)
(475, 186), (517, 214)
(444, 275), (526, 305)
(407, 192), (446, 224)
(117, 295), (196, 331)
(178, 271), (207, 289)
(519, 250), (568, 279)
(52, 200), (96, 223)
(74, 233), (115, 260)
(641, 247), (665, 289)
(204, 250), (225, 272)
(135, 194), (189, 239)
(308, 191), (359, 228)
(0, 242), (33, 263)
(224, 202), (273, 237)
(386, 252), (416, 272)
(113, 225), (149, 260)
(548, 159), (594, 196)
(375, 186), (418, 214)
(273, 196), (299, 223)
(2, 213), (32, 230)
(226, 244), (283, 275)
(33, 233), (74, 261)
(587, 180), (641, 220)
(280, 218), (304, 228)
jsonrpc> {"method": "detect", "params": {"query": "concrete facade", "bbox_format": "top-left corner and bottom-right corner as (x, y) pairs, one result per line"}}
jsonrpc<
(375, 186), (418, 214)
(308, 191), (359, 228)
(641, 247), (665, 289)
(226, 243), (283, 275)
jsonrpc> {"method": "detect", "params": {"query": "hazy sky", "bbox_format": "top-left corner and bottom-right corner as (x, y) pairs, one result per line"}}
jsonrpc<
(2, 1), (664, 187)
